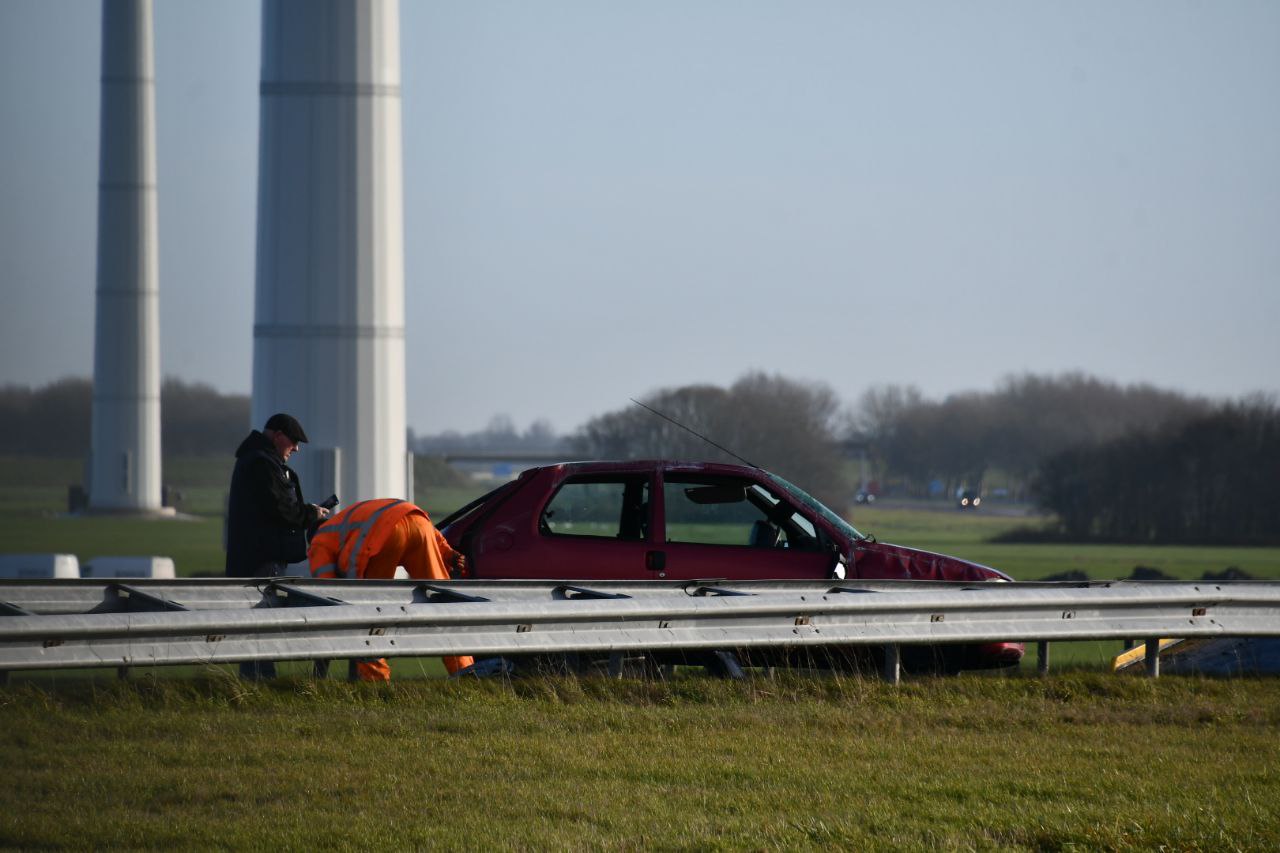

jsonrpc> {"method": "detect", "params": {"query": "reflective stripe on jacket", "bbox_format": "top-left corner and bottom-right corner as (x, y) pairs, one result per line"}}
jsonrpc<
(308, 499), (421, 579)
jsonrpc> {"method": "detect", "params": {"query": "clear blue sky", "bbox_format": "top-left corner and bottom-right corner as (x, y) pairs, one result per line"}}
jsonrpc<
(2, 1), (1278, 435)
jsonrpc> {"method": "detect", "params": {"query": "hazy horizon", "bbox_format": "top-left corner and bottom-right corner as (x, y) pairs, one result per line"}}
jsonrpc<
(3, 1), (1277, 435)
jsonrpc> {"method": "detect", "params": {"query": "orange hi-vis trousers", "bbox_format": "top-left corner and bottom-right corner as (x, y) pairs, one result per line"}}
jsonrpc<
(356, 512), (475, 680)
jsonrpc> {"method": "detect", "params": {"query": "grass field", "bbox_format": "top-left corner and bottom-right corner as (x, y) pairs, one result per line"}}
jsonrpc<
(850, 504), (1280, 582)
(2, 673), (1278, 849)
(0, 455), (490, 576)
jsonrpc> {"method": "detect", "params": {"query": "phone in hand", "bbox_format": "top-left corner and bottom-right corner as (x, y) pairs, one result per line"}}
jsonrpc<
(319, 494), (339, 510)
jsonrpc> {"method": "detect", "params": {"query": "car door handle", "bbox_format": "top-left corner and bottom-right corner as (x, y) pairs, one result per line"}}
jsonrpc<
(646, 550), (666, 571)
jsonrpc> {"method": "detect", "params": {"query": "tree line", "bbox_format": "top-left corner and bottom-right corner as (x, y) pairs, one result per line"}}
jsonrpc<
(852, 373), (1213, 500)
(0, 378), (250, 457)
(570, 371), (1226, 509)
(410, 414), (566, 455)
(571, 372), (849, 508)
(1032, 398), (1280, 545)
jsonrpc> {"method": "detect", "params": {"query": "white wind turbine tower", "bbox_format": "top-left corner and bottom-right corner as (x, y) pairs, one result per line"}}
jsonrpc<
(252, 0), (410, 504)
(88, 0), (167, 515)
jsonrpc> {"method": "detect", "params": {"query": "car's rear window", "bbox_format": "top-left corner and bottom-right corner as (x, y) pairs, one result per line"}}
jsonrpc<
(540, 475), (650, 540)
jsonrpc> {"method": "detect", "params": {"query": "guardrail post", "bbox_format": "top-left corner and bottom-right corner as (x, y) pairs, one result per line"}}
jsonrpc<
(1144, 638), (1161, 678)
(882, 644), (900, 685)
(1036, 641), (1050, 676)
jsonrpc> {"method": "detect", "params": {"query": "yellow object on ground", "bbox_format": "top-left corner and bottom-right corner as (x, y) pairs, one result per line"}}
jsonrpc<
(1111, 638), (1183, 671)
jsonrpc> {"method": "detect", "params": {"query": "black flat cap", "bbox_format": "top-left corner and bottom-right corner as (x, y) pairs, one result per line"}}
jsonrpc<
(264, 413), (309, 443)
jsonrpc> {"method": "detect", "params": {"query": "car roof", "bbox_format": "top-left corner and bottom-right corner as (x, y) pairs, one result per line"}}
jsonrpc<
(527, 459), (762, 479)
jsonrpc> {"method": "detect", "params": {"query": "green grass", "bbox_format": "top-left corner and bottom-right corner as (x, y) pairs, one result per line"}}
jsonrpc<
(0, 514), (228, 576)
(418, 483), (490, 519)
(849, 505), (1280, 582)
(2, 673), (1278, 849)
(0, 455), (491, 577)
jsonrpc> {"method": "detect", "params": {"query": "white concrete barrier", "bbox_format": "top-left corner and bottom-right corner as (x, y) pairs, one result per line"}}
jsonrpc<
(0, 554), (81, 579)
(279, 564), (407, 579)
(82, 557), (176, 579)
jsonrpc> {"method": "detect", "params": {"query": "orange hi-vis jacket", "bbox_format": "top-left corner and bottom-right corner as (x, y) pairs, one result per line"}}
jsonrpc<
(308, 499), (457, 581)
(308, 499), (473, 679)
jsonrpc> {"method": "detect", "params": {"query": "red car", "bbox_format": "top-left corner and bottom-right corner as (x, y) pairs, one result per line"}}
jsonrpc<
(440, 460), (1023, 672)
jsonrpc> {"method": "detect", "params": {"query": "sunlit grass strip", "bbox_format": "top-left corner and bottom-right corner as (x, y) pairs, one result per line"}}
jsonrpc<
(853, 506), (1280, 581)
(2, 672), (1278, 849)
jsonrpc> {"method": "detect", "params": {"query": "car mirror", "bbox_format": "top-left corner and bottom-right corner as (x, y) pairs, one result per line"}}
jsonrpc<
(683, 485), (746, 505)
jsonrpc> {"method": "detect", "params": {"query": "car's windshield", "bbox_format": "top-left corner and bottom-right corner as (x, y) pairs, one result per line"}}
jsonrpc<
(762, 471), (865, 542)
(437, 480), (518, 531)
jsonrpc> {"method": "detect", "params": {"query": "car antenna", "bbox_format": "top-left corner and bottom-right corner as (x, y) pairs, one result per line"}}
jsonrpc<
(629, 398), (760, 469)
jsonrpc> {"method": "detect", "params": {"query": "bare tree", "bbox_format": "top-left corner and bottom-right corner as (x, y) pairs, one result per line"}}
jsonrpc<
(849, 372), (1214, 499)
(572, 373), (850, 506)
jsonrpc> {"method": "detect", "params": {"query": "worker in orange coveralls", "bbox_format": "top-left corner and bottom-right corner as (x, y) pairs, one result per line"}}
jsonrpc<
(308, 498), (475, 680)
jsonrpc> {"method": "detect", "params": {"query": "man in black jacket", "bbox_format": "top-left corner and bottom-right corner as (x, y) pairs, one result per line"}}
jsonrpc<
(226, 413), (330, 678)
(226, 413), (329, 578)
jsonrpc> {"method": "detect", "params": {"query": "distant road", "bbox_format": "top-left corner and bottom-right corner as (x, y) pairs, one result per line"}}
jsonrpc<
(857, 499), (1039, 518)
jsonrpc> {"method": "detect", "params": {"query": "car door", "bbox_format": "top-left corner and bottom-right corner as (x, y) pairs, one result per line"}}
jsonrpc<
(475, 472), (657, 580)
(653, 471), (835, 581)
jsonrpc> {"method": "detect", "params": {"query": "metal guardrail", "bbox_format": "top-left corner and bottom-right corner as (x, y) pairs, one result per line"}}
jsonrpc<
(2, 578), (1279, 681)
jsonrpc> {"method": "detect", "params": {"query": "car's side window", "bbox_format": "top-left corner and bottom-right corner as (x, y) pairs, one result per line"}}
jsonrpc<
(663, 477), (822, 551)
(540, 477), (650, 540)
